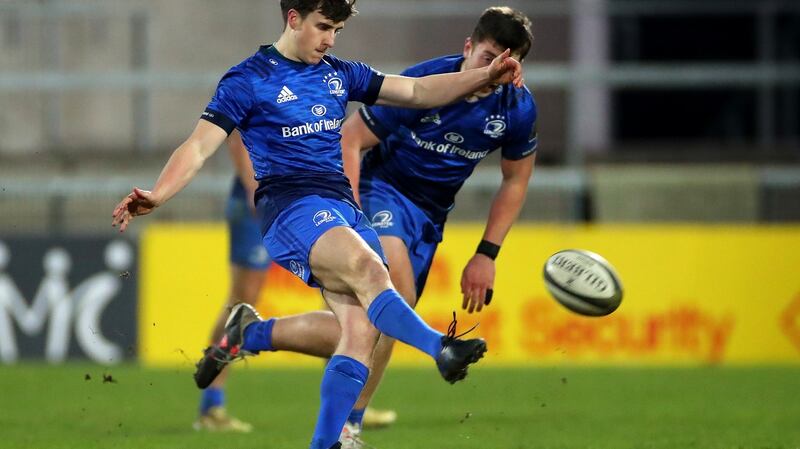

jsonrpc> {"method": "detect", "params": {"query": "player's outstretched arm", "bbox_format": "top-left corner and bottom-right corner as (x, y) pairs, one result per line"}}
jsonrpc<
(340, 112), (380, 205)
(111, 120), (228, 232)
(376, 49), (523, 109)
(461, 154), (536, 313)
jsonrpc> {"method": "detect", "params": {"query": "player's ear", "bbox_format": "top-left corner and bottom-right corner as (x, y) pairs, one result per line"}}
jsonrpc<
(287, 9), (302, 31)
(463, 37), (473, 59)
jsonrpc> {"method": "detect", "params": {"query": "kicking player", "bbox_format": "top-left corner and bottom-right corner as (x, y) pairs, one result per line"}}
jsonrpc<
(195, 135), (397, 432)
(111, 2), (522, 449)
(216, 7), (537, 447)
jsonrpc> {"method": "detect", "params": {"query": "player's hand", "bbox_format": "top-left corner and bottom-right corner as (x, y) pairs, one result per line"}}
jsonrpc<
(460, 254), (496, 314)
(487, 49), (523, 88)
(111, 187), (160, 232)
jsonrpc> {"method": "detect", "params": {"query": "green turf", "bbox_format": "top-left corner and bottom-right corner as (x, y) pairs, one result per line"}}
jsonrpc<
(1, 364), (799, 448)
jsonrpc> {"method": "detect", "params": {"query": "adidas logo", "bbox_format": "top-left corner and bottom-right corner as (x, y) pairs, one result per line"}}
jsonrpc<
(277, 86), (298, 104)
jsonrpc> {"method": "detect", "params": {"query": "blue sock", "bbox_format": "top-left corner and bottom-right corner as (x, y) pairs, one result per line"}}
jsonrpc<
(348, 408), (365, 427)
(241, 318), (276, 354)
(199, 387), (224, 415)
(309, 355), (369, 449)
(367, 289), (443, 359)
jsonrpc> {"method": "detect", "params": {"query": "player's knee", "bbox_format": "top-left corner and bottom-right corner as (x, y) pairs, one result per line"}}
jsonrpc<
(348, 250), (388, 285)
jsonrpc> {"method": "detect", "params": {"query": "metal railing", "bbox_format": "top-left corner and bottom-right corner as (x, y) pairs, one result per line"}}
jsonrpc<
(0, 0), (798, 163)
(2, 165), (799, 234)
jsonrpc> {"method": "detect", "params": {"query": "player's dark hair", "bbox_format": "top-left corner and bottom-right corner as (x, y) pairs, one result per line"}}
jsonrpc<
(280, 0), (357, 25)
(471, 6), (533, 60)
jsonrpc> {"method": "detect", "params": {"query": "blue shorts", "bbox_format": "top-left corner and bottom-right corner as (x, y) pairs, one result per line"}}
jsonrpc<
(360, 177), (444, 298)
(263, 195), (387, 288)
(226, 183), (272, 270)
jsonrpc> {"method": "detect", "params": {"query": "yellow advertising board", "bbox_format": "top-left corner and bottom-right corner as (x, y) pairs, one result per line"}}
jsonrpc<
(139, 224), (800, 367)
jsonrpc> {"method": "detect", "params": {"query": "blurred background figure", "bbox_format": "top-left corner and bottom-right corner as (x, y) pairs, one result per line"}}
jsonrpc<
(193, 133), (265, 433)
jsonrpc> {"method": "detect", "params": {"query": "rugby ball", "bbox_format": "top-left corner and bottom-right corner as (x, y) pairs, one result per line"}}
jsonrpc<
(543, 249), (623, 316)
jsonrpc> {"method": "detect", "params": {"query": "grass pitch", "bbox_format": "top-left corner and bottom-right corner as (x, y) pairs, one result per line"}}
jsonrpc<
(1, 364), (798, 449)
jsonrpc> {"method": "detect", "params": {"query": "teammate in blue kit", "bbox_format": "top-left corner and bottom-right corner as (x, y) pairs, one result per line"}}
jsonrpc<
(111, 1), (522, 448)
(339, 6), (537, 444)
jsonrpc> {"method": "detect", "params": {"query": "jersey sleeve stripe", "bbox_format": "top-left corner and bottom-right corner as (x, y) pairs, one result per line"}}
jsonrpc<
(502, 143), (538, 161)
(360, 72), (385, 106)
(200, 108), (237, 135)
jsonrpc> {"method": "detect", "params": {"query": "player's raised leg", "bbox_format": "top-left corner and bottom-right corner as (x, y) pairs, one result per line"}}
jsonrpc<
(194, 182), (273, 425)
(309, 226), (439, 352)
(309, 220), (486, 384)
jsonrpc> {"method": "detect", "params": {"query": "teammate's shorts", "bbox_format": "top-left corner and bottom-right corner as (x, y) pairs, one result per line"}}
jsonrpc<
(263, 195), (387, 288)
(226, 184), (272, 270)
(360, 177), (444, 298)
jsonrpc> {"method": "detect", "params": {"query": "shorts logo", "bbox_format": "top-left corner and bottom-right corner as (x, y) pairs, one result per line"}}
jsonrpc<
(311, 104), (327, 117)
(444, 132), (464, 144)
(268, 58), (279, 66)
(371, 210), (394, 229)
(484, 115), (507, 139)
(313, 210), (337, 227)
(289, 260), (305, 278)
(324, 73), (346, 96)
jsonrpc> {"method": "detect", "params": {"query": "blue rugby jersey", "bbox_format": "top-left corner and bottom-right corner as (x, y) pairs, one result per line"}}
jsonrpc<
(359, 54), (538, 225)
(202, 45), (385, 232)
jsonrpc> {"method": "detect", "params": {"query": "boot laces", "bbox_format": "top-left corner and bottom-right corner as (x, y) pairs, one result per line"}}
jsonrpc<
(446, 311), (479, 340)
